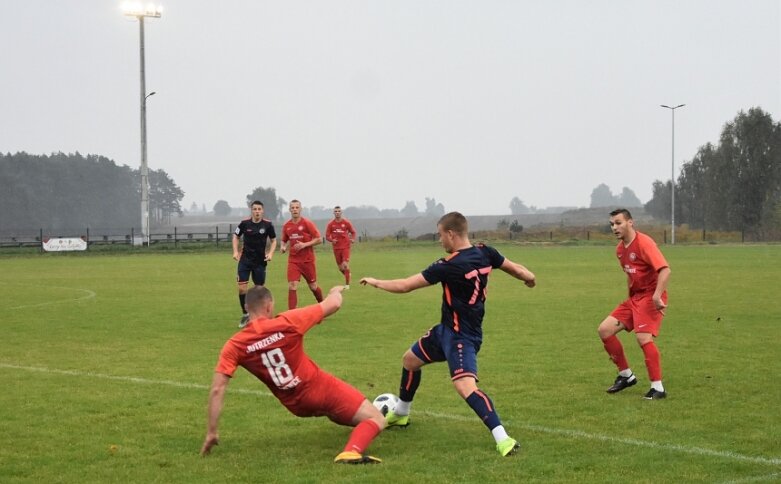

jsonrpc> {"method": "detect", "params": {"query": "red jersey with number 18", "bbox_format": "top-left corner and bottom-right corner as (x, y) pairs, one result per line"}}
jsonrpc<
(616, 231), (669, 297)
(215, 305), (324, 407)
(282, 217), (320, 263)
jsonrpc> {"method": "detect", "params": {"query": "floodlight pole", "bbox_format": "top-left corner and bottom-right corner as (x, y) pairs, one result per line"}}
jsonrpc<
(124, 3), (162, 246)
(660, 103), (685, 245)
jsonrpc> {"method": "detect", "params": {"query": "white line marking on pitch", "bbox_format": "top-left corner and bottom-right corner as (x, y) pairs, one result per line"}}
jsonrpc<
(2, 362), (779, 469)
(5, 288), (96, 310)
(716, 472), (781, 484)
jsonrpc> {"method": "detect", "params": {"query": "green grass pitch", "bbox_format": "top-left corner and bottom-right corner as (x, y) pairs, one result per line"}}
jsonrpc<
(1, 242), (779, 482)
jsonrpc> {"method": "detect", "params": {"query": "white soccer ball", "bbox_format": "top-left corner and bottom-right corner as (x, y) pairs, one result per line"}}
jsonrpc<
(372, 393), (400, 416)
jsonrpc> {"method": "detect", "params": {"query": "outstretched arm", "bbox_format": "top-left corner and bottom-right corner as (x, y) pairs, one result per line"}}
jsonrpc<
(360, 273), (431, 293)
(499, 258), (536, 288)
(319, 286), (346, 317)
(201, 372), (230, 456)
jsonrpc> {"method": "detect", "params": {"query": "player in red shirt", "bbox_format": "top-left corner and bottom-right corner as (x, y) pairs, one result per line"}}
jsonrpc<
(325, 206), (357, 288)
(598, 209), (671, 399)
(280, 200), (323, 309)
(200, 285), (386, 464)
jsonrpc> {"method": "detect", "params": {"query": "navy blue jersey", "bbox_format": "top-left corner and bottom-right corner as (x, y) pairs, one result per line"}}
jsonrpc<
(235, 218), (276, 263)
(421, 244), (505, 339)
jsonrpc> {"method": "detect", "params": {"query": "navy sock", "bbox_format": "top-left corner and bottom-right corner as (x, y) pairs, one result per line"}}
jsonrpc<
(398, 368), (421, 402)
(465, 390), (502, 430)
(239, 294), (246, 313)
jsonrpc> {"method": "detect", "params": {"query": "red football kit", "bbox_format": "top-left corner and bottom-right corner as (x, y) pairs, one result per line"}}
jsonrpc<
(326, 218), (356, 265)
(282, 217), (321, 283)
(214, 305), (364, 423)
(610, 231), (669, 336)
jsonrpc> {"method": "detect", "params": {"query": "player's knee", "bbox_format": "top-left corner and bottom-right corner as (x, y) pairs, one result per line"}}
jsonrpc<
(401, 350), (423, 370)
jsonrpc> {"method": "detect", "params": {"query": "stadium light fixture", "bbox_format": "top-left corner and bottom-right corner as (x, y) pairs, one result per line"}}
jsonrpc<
(660, 103), (685, 245)
(123, 3), (162, 246)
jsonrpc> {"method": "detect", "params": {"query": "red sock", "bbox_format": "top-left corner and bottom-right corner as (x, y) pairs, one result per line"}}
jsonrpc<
(288, 290), (297, 310)
(602, 335), (630, 371)
(343, 419), (381, 454)
(313, 287), (323, 302)
(344, 269), (351, 285)
(641, 341), (662, 381)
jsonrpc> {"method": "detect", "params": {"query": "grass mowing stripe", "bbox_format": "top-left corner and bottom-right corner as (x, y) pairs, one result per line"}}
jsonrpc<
(717, 472), (781, 484)
(4, 362), (779, 468)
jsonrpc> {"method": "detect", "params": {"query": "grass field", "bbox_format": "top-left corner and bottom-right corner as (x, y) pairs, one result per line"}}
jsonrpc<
(1, 242), (779, 483)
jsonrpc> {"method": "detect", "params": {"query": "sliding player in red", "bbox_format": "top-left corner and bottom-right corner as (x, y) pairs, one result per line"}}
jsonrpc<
(598, 208), (671, 399)
(200, 285), (386, 464)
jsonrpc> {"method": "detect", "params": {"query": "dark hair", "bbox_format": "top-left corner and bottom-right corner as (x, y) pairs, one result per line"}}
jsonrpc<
(250, 200), (264, 208)
(334, 205), (341, 210)
(609, 208), (633, 220)
(290, 199), (301, 205)
(246, 285), (273, 312)
(438, 212), (468, 235)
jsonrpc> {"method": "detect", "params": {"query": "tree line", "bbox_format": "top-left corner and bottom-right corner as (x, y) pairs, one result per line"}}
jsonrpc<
(0, 152), (184, 233)
(645, 107), (781, 235)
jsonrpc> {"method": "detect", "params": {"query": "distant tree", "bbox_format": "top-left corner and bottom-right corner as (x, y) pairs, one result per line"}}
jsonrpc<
(189, 202), (199, 213)
(213, 200), (231, 216)
(590, 183), (615, 208)
(148, 168), (184, 224)
(617, 187), (642, 207)
(497, 219), (509, 230)
(509, 196), (530, 215)
(509, 220), (523, 233)
(400, 201), (419, 217)
(645, 180), (672, 221)
(308, 205), (332, 220)
(246, 186), (283, 220)
(202, 203), (207, 213)
(644, 107), (781, 234)
(344, 205), (381, 219)
(379, 208), (401, 218)
(424, 197), (445, 216)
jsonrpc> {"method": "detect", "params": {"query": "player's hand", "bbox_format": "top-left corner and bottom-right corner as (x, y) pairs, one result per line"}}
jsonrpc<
(280, 245), (287, 254)
(653, 295), (667, 313)
(524, 278), (536, 288)
(360, 277), (377, 287)
(328, 285), (346, 296)
(264, 253), (273, 262)
(200, 433), (219, 456)
(232, 252), (240, 262)
(293, 242), (304, 252)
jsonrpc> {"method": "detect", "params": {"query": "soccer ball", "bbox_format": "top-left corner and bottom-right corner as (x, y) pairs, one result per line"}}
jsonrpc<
(372, 393), (399, 416)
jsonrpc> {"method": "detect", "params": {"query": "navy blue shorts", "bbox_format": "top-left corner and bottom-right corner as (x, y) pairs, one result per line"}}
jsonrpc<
(237, 258), (267, 286)
(410, 323), (482, 382)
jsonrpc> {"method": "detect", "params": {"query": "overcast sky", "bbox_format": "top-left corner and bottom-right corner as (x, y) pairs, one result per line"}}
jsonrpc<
(2, 1), (779, 215)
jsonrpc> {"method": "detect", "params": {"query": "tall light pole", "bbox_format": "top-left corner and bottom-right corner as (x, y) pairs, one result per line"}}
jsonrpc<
(660, 103), (685, 244)
(123, 2), (162, 246)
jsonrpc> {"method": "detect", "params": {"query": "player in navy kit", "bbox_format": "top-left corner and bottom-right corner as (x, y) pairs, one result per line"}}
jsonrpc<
(233, 200), (277, 327)
(360, 212), (536, 457)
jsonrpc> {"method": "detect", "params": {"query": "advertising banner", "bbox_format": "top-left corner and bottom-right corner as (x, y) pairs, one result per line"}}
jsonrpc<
(42, 237), (88, 252)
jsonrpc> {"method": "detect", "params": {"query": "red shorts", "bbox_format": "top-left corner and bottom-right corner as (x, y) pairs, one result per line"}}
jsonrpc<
(287, 260), (317, 283)
(333, 248), (350, 266)
(610, 293), (666, 337)
(282, 372), (365, 425)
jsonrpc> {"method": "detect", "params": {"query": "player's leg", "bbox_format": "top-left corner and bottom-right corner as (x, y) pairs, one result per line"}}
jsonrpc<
(236, 261), (251, 327)
(287, 263), (301, 309)
(634, 296), (666, 399)
(388, 326), (443, 427)
(599, 302), (637, 393)
(446, 338), (519, 457)
(302, 263), (323, 303)
(338, 249), (351, 287)
(316, 376), (383, 464)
